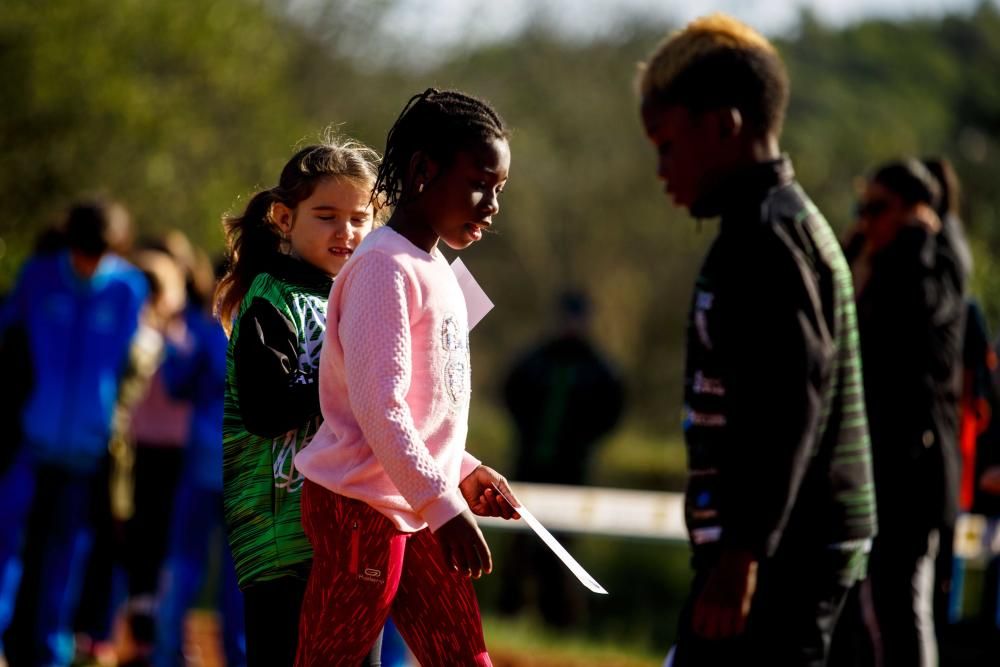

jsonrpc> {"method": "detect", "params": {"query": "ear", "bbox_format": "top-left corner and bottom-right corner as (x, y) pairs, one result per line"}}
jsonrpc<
(406, 151), (440, 194)
(270, 201), (294, 234)
(719, 107), (743, 139)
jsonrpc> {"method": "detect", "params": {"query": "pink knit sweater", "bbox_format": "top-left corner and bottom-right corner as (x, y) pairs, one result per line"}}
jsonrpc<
(294, 226), (481, 532)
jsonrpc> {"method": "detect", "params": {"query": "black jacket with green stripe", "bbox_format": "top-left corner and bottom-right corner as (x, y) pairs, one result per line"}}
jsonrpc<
(223, 255), (332, 588)
(682, 157), (878, 564)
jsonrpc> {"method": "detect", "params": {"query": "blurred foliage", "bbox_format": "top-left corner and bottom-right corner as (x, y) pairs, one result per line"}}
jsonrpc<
(3, 0), (1000, 450)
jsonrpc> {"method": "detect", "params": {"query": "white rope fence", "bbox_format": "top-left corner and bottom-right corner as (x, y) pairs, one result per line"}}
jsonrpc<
(478, 482), (1000, 561)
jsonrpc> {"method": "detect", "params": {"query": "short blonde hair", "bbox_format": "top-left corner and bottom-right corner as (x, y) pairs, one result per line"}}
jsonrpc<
(637, 14), (788, 136)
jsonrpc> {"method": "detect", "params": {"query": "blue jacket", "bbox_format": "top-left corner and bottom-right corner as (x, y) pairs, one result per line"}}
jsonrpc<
(162, 305), (227, 491)
(0, 251), (147, 471)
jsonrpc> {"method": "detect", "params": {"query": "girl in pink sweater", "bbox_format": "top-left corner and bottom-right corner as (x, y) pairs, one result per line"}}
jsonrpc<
(293, 89), (519, 666)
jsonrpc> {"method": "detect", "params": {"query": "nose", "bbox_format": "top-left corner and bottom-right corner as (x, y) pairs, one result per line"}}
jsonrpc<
(657, 155), (670, 182)
(333, 221), (349, 239)
(482, 190), (500, 217)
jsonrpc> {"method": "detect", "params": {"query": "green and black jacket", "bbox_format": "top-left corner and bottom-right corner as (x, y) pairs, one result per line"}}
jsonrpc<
(223, 254), (331, 588)
(682, 157), (878, 564)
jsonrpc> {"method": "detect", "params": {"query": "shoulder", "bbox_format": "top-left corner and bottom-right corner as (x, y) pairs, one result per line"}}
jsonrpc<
(246, 270), (294, 304)
(339, 229), (425, 287)
(18, 253), (60, 285)
(105, 256), (149, 298)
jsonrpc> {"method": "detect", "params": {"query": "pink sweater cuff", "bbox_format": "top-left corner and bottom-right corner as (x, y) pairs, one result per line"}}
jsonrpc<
(460, 452), (481, 481)
(421, 489), (469, 533)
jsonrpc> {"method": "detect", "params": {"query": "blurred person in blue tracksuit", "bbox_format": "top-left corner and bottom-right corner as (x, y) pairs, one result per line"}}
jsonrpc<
(0, 199), (147, 666)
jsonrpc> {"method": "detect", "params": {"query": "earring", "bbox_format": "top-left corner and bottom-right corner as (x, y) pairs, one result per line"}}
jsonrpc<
(417, 181), (425, 194)
(279, 232), (291, 255)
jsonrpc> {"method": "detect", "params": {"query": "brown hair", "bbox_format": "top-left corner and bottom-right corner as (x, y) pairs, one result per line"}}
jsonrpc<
(214, 138), (382, 333)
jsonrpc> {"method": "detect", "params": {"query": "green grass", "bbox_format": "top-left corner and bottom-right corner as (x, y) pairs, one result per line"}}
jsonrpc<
(482, 614), (664, 666)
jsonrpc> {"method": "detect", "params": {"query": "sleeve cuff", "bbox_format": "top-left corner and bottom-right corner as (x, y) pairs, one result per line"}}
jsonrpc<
(460, 452), (481, 481)
(421, 489), (469, 533)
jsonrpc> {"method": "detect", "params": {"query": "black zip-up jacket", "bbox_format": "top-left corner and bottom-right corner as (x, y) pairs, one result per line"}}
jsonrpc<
(847, 217), (967, 536)
(683, 157), (878, 563)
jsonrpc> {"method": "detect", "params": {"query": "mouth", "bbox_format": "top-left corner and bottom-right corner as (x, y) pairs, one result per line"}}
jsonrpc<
(466, 221), (490, 241)
(329, 246), (353, 257)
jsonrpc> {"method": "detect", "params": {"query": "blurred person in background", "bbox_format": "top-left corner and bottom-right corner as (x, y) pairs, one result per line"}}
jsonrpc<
(120, 244), (191, 663)
(923, 158), (984, 644)
(499, 288), (624, 627)
(154, 253), (245, 667)
(833, 158), (968, 667)
(944, 298), (999, 646)
(971, 333), (1000, 641)
(638, 15), (877, 666)
(0, 199), (147, 666)
(503, 290), (625, 487)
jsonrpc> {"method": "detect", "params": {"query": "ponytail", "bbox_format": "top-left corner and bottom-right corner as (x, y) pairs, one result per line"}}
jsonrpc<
(214, 188), (281, 334)
(922, 157), (961, 218)
(214, 137), (384, 334)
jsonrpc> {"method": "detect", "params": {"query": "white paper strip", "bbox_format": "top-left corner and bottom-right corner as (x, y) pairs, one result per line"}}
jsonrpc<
(496, 489), (608, 595)
(450, 257), (494, 330)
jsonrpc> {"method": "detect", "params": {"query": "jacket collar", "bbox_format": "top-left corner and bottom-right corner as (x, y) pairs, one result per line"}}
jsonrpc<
(269, 252), (333, 291)
(715, 156), (795, 234)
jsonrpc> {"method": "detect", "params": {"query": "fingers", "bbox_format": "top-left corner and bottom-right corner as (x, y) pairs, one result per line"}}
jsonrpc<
(692, 601), (738, 640)
(490, 480), (521, 520)
(691, 596), (713, 638)
(438, 538), (456, 574)
(731, 605), (748, 637)
(476, 487), (509, 518)
(491, 477), (521, 509)
(436, 511), (492, 579)
(455, 530), (490, 579)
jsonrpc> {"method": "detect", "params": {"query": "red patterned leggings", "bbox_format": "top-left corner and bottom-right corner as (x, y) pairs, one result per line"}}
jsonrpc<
(295, 480), (492, 667)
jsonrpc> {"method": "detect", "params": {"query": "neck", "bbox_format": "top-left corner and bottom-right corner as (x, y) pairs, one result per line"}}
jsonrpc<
(69, 250), (102, 279)
(742, 133), (781, 165)
(387, 206), (438, 253)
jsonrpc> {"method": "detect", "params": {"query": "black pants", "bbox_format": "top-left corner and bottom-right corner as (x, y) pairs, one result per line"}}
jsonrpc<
(243, 575), (384, 667)
(74, 457), (119, 642)
(674, 546), (857, 667)
(125, 445), (184, 597)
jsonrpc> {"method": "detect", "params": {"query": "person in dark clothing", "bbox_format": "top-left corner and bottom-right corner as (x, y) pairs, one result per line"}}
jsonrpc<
(503, 290), (624, 485)
(925, 157), (978, 642)
(499, 290), (624, 626)
(637, 15), (877, 666)
(835, 158), (968, 667)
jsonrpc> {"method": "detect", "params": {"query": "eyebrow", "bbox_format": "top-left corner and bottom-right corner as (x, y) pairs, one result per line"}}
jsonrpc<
(311, 205), (370, 216)
(477, 167), (508, 179)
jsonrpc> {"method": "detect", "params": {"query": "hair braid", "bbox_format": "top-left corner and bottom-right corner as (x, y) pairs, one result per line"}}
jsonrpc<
(374, 88), (508, 207)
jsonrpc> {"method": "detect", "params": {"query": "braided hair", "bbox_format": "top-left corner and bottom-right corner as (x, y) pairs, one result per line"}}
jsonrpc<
(373, 88), (508, 207)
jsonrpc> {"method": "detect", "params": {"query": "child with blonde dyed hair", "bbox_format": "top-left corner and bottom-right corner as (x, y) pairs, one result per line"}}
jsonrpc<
(638, 15), (877, 667)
